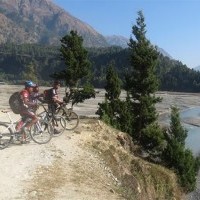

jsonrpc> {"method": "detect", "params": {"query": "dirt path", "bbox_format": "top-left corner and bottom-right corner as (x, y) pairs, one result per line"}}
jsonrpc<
(0, 119), (124, 200)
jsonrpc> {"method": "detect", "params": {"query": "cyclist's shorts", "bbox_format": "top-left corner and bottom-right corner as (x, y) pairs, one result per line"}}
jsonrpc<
(20, 110), (37, 120)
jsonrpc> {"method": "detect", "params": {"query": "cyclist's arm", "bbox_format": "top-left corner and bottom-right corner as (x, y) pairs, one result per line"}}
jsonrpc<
(24, 97), (37, 107)
(52, 96), (63, 104)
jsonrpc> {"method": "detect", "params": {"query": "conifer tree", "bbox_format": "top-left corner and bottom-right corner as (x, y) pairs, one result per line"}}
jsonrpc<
(162, 106), (200, 192)
(105, 61), (121, 101)
(125, 11), (163, 149)
(52, 30), (95, 104)
(52, 30), (91, 88)
(96, 62), (122, 126)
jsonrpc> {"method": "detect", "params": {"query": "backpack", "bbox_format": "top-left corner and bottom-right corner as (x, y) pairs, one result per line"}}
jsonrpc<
(9, 92), (23, 114)
(43, 89), (53, 102)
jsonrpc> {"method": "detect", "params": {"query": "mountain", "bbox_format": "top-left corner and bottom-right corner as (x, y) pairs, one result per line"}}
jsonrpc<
(0, 0), (173, 58)
(157, 47), (173, 59)
(105, 35), (129, 48)
(105, 35), (172, 59)
(193, 65), (200, 71)
(0, 0), (108, 47)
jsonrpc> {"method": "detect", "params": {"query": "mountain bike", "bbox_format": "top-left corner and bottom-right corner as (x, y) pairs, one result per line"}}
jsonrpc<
(0, 110), (53, 149)
(37, 103), (66, 137)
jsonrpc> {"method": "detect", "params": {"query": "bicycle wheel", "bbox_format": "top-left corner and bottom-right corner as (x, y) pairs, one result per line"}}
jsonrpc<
(51, 115), (66, 137)
(29, 119), (53, 144)
(64, 111), (79, 130)
(0, 123), (13, 149)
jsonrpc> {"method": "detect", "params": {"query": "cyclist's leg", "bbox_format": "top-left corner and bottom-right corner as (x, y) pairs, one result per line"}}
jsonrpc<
(20, 111), (38, 142)
(48, 104), (61, 134)
(15, 115), (26, 132)
(21, 110), (38, 129)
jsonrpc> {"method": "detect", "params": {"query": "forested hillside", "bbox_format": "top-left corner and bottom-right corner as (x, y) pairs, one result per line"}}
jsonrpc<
(1, 43), (200, 92)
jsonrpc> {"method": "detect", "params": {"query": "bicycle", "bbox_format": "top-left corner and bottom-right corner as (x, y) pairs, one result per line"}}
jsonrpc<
(0, 110), (53, 149)
(37, 103), (66, 137)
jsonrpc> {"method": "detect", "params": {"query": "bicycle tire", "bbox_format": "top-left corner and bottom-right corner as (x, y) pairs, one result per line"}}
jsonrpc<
(51, 115), (66, 137)
(0, 123), (13, 149)
(63, 111), (79, 130)
(29, 119), (53, 144)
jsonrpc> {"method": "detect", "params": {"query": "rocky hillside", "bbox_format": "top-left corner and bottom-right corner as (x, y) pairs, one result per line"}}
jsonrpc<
(0, 0), (108, 47)
(0, 0), (174, 56)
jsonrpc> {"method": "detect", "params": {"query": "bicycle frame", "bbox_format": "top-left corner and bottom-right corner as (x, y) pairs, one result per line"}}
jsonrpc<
(1, 110), (21, 134)
(38, 103), (55, 119)
(1, 110), (41, 136)
(0, 110), (53, 148)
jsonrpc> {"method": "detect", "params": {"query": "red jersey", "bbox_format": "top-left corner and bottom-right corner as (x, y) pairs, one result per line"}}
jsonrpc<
(20, 89), (31, 110)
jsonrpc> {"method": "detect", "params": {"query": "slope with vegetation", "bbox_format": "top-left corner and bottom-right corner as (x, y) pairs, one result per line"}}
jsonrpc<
(96, 11), (200, 194)
(81, 119), (184, 200)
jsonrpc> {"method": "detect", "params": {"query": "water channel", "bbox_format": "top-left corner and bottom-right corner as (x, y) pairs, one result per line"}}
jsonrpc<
(181, 107), (200, 156)
(161, 107), (200, 200)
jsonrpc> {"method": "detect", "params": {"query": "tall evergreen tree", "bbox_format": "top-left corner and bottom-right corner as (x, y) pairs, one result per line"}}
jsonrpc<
(125, 11), (163, 148)
(51, 30), (95, 104)
(96, 62), (121, 125)
(52, 30), (91, 88)
(105, 61), (121, 101)
(162, 106), (200, 192)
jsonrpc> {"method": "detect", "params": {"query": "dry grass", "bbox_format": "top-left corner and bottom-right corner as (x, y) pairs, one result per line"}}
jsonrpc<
(81, 119), (183, 200)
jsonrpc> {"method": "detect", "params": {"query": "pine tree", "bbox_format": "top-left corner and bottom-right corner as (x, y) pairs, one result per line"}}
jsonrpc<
(125, 11), (163, 148)
(51, 30), (95, 104)
(52, 30), (91, 88)
(105, 61), (121, 101)
(162, 106), (200, 192)
(96, 62), (122, 126)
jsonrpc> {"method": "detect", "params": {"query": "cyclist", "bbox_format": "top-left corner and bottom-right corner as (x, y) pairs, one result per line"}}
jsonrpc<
(47, 80), (63, 134)
(48, 80), (63, 113)
(16, 80), (38, 134)
(31, 84), (42, 103)
(30, 84), (44, 113)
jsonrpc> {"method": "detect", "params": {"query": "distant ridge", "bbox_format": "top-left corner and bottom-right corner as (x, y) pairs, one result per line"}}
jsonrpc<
(157, 47), (173, 59)
(0, 0), (108, 47)
(193, 65), (200, 71)
(105, 35), (129, 48)
(105, 35), (172, 59)
(0, 0), (172, 57)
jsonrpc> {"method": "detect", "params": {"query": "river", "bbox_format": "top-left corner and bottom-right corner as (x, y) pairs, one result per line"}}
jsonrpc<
(181, 107), (200, 156)
(174, 107), (200, 200)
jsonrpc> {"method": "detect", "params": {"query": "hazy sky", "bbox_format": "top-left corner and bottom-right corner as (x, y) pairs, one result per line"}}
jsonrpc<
(53, 0), (200, 69)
